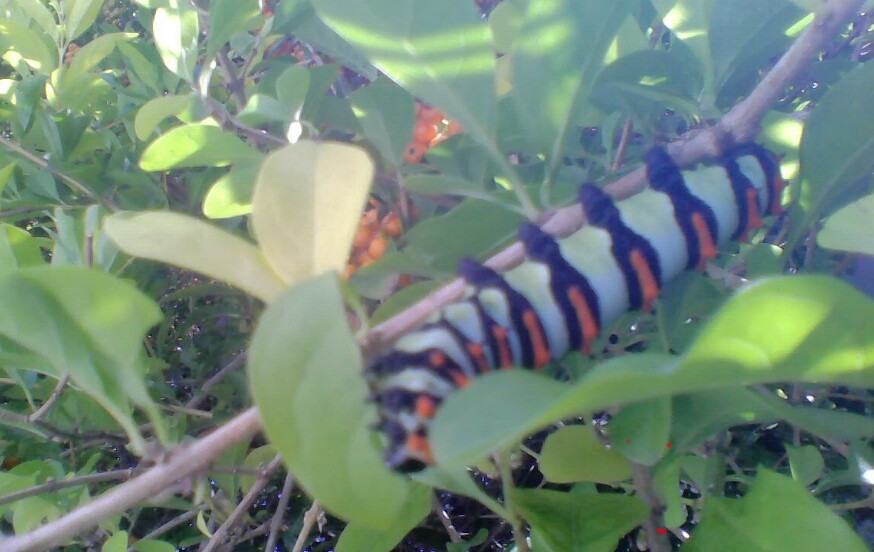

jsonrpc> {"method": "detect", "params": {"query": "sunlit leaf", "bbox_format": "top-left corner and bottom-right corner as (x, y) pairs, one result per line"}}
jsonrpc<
(0, 19), (56, 72)
(139, 124), (262, 170)
(153, 1), (200, 82)
(252, 141), (374, 284)
(249, 273), (430, 525)
(134, 95), (194, 140)
(104, 211), (285, 302)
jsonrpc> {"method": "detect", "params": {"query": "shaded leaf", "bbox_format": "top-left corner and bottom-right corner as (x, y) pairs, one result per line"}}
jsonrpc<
(539, 425), (632, 484)
(513, 485), (647, 552)
(818, 192), (874, 256)
(684, 469), (867, 551)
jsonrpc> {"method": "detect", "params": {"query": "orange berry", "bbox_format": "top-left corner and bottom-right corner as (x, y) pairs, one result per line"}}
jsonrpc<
(419, 106), (444, 125)
(353, 226), (373, 249)
(357, 251), (375, 266)
(342, 263), (356, 279)
(381, 212), (402, 237)
(398, 274), (412, 287)
(413, 122), (439, 143)
(368, 235), (388, 259)
(404, 141), (428, 164)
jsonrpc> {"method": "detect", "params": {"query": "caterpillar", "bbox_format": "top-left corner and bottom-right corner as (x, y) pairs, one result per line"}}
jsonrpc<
(366, 143), (786, 473)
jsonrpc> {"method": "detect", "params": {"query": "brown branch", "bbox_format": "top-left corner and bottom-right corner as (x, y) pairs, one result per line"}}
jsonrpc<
(0, 407), (262, 552)
(264, 469), (296, 552)
(291, 500), (322, 552)
(200, 454), (283, 552)
(631, 463), (670, 552)
(28, 373), (70, 422)
(361, 0), (866, 360)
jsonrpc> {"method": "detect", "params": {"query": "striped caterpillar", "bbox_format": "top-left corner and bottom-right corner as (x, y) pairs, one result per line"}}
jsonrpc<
(367, 143), (786, 472)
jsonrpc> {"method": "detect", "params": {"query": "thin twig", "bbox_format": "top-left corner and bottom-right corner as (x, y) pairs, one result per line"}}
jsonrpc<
(433, 494), (462, 543)
(217, 48), (247, 107)
(185, 353), (247, 410)
(291, 500), (322, 552)
(0, 468), (138, 507)
(28, 373), (70, 422)
(361, 0), (866, 360)
(131, 509), (199, 548)
(0, 136), (119, 212)
(0, 407), (263, 552)
(264, 470), (296, 552)
(630, 462), (670, 552)
(611, 118), (635, 171)
(200, 454), (284, 552)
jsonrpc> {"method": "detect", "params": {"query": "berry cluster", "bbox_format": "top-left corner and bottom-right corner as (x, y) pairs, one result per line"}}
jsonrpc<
(344, 200), (404, 279)
(403, 103), (463, 164)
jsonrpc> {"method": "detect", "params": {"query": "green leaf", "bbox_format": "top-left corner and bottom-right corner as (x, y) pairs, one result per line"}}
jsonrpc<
(539, 425), (632, 484)
(310, 0), (497, 147)
(684, 469), (868, 551)
(63, 0), (105, 41)
(275, 65), (311, 114)
(488, 1), (524, 55)
(402, 198), (523, 274)
(102, 531), (128, 552)
(202, 160), (261, 219)
(590, 49), (703, 124)
(139, 124), (262, 170)
(11, 0), (59, 42)
(513, 485), (647, 552)
(206, 0), (261, 59)
(818, 193), (874, 256)
(0, 266), (168, 452)
(787, 444), (824, 486)
(0, 224), (47, 270)
(334, 489), (430, 552)
(104, 211), (285, 302)
(239, 445), (277, 494)
(0, 19), (56, 72)
(248, 273), (430, 525)
(709, 0), (803, 93)
(237, 93), (292, 126)
(798, 61), (874, 227)
(14, 74), (47, 132)
(153, 1), (200, 82)
(64, 33), (136, 89)
(512, 0), (633, 153)
(430, 276), (874, 469)
(117, 41), (161, 93)
(610, 397), (672, 466)
(349, 78), (415, 168)
(132, 540), (177, 552)
(134, 95), (194, 141)
(288, 2), (378, 82)
(672, 387), (874, 453)
(252, 141), (374, 284)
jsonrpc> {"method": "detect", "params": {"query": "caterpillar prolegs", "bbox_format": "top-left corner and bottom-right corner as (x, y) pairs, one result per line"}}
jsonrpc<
(367, 143), (786, 472)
